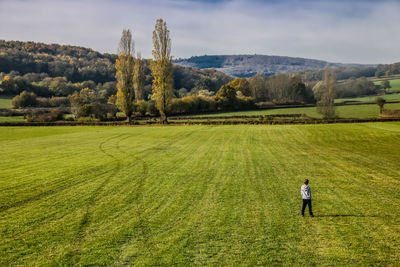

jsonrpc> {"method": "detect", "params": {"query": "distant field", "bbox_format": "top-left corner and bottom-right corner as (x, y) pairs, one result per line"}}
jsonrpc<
(374, 78), (400, 92)
(0, 96), (13, 108)
(191, 103), (400, 119)
(1, 124), (400, 265)
(335, 94), (400, 104)
(0, 116), (25, 122)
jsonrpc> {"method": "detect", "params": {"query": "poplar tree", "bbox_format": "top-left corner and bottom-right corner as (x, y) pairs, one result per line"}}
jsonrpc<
(115, 29), (135, 122)
(150, 19), (174, 124)
(133, 52), (145, 101)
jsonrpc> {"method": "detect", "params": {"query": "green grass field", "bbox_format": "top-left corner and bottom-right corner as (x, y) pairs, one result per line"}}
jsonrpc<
(374, 78), (400, 92)
(0, 116), (25, 122)
(0, 96), (13, 108)
(191, 103), (400, 119)
(335, 93), (400, 104)
(1, 124), (400, 265)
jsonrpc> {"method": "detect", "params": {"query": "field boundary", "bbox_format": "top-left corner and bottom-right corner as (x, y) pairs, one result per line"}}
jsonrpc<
(1, 117), (400, 126)
(1, 99), (399, 117)
(169, 114), (307, 120)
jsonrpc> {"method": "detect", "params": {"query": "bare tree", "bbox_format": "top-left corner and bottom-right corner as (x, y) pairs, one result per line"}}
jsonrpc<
(248, 73), (268, 101)
(150, 19), (174, 124)
(313, 67), (336, 119)
(381, 80), (391, 93)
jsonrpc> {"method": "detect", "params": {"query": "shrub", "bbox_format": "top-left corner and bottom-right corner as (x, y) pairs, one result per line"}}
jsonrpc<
(49, 97), (70, 107)
(77, 103), (116, 120)
(26, 108), (64, 122)
(77, 104), (94, 118)
(12, 91), (37, 108)
(36, 97), (50, 107)
(77, 116), (100, 122)
(376, 97), (386, 113)
(381, 109), (400, 118)
(169, 95), (219, 115)
(49, 109), (64, 120)
(136, 100), (148, 116)
(32, 96), (70, 108)
(236, 95), (255, 109)
(146, 100), (159, 116)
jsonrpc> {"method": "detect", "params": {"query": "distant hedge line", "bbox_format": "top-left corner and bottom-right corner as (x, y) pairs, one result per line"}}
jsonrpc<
(169, 114), (310, 120)
(1, 117), (400, 126)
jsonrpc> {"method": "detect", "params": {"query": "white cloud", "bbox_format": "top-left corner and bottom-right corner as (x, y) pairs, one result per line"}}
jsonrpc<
(0, 0), (399, 63)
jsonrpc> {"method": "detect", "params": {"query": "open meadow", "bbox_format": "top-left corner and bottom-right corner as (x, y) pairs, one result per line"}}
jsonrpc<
(335, 93), (400, 104)
(191, 103), (400, 119)
(374, 78), (400, 92)
(0, 96), (12, 109)
(0, 116), (24, 122)
(1, 124), (400, 265)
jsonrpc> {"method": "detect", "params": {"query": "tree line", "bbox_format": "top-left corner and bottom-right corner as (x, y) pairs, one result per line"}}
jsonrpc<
(294, 66), (377, 82)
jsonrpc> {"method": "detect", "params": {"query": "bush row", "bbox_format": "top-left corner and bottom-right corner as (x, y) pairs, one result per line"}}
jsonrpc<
(168, 95), (255, 115)
(169, 114), (309, 120)
(381, 109), (400, 118)
(0, 108), (25, 116)
(2, 117), (400, 126)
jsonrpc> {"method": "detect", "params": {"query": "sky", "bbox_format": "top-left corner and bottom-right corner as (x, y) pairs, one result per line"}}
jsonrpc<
(1, 0), (400, 64)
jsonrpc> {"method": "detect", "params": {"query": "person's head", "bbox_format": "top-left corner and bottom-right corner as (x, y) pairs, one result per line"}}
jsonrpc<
(304, 179), (309, 185)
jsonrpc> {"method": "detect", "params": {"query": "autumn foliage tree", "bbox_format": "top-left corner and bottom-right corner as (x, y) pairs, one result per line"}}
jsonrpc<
(0, 75), (17, 94)
(11, 91), (37, 108)
(226, 78), (252, 96)
(115, 29), (135, 122)
(150, 19), (174, 124)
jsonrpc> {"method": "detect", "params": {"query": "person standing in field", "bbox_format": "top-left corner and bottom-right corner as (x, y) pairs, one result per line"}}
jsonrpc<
(301, 179), (314, 217)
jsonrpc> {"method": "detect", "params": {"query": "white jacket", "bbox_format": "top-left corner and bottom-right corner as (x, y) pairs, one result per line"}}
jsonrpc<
(301, 185), (311, 199)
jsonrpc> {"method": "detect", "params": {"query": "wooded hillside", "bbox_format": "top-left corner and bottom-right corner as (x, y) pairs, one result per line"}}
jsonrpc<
(0, 40), (232, 97)
(174, 54), (375, 78)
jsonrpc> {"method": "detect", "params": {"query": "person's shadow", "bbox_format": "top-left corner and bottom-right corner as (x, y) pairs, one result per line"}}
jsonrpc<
(315, 214), (378, 218)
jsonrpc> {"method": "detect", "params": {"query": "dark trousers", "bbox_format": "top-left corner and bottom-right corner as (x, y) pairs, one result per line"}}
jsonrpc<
(302, 199), (313, 216)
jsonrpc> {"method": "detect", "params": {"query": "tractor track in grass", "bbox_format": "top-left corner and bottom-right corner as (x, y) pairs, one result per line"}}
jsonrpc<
(63, 133), (157, 265)
(0, 163), (114, 214)
(0, 135), (135, 214)
(113, 131), (212, 265)
(113, 134), (152, 265)
(61, 134), (127, 264)
(111, 131), (203, 264)
(115, 135), (148, 202)
(75, 134), (125, 235)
